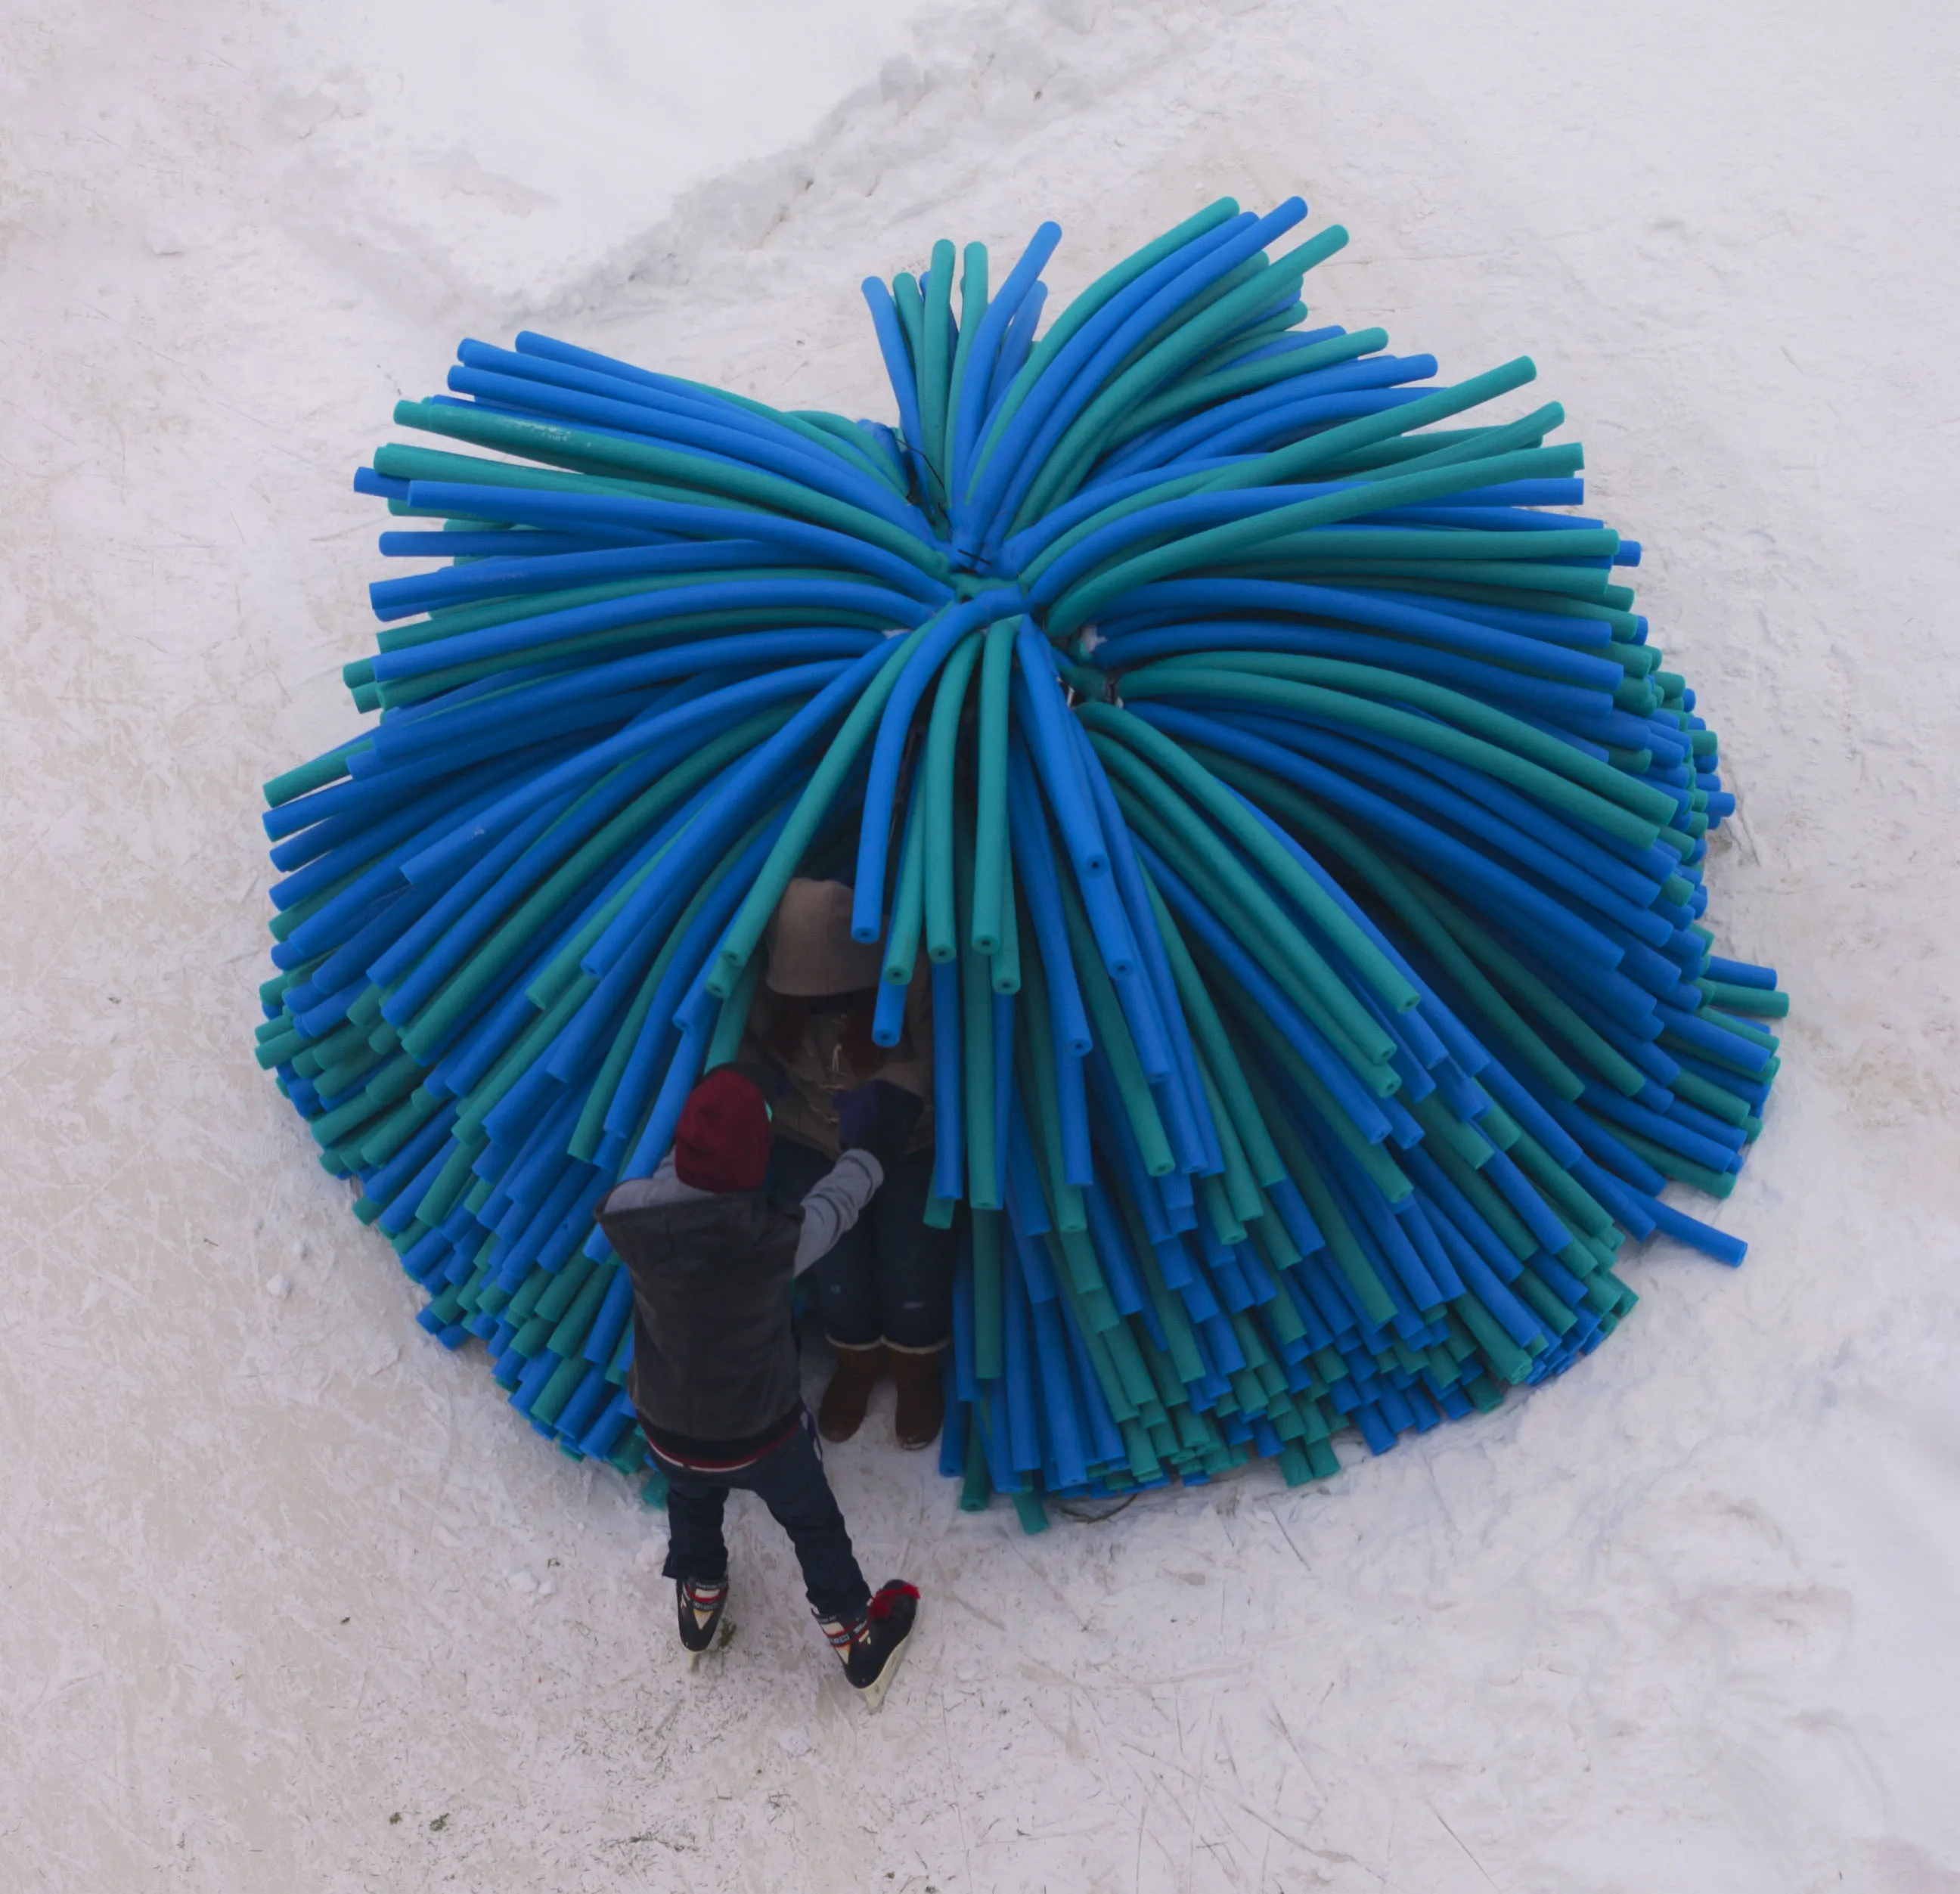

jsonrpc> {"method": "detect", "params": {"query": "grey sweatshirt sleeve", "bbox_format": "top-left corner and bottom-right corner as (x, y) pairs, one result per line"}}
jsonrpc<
(792, 1148), (885, 1274)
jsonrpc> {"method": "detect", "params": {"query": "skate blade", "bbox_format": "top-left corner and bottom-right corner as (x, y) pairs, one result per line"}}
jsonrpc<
(687, 1620), (735, 1671)
(854, 1632), (911, 1713)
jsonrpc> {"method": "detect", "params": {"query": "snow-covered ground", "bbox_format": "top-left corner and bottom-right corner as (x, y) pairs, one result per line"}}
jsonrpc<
(5, 2), (1959, 1886)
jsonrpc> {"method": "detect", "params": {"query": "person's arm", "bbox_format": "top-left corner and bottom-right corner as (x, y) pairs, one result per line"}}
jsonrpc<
(792, 1148), (885, 1273)
(788, 1077), (922, 1271)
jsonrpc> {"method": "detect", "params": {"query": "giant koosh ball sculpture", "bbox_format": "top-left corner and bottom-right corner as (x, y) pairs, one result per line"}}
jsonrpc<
(253, 200), (1787, 1529)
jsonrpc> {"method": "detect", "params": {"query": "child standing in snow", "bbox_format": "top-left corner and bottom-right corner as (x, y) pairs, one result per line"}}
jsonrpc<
(594, 1065), (922, 1707)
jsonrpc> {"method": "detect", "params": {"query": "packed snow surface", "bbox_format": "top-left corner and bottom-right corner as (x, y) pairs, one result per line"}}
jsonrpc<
(4, 2), (1958, 1889)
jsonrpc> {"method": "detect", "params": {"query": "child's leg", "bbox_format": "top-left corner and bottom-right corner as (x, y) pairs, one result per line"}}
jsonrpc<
(779, 1135), (889, 1441)
(870, 1150), (956, 1446)
(868, 1147), (956, 1347)
(804, 1233), (882, 1355)
(777, 1136), (880, 1344)
(656, 1462), (733, 1586)
(743, 1427), (873, 1624)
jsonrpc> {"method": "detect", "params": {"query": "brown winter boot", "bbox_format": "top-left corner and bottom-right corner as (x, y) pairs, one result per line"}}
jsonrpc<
(887, 1341), (946, 1450)
(818, 1341), (888, 1443)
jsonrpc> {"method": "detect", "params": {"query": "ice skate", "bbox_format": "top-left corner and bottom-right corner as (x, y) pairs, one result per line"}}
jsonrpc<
(818, 1579), (919, 1711)
(675, 1576), (729, 1669)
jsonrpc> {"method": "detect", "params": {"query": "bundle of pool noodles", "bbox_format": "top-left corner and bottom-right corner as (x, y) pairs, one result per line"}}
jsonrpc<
(252, 197), (1788, 1527)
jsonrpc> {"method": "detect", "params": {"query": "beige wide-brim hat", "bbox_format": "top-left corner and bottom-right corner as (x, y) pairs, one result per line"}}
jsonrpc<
(763, 878), (887, 996)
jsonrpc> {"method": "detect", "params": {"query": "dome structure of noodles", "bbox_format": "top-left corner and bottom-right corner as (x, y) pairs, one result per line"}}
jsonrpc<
(252, 200), (1785, 1527)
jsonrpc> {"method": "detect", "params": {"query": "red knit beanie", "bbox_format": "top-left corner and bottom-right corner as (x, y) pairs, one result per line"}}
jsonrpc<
(673, 1068), (771, 1193)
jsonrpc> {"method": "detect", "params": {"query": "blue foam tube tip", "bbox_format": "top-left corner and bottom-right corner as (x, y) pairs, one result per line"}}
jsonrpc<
(1634, 1189), (1748, 1266)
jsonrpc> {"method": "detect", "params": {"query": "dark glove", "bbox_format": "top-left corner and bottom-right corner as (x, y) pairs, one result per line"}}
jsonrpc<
(836, 1080), (923, 1173)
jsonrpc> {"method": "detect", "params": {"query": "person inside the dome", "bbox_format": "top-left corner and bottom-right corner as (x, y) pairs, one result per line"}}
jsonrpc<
(739, 876), (957, 1452)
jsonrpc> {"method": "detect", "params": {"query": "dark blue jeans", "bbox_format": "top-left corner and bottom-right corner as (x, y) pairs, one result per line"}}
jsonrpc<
(772, 1139), (954, 1350)
(653, 1421), (870, 1624)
